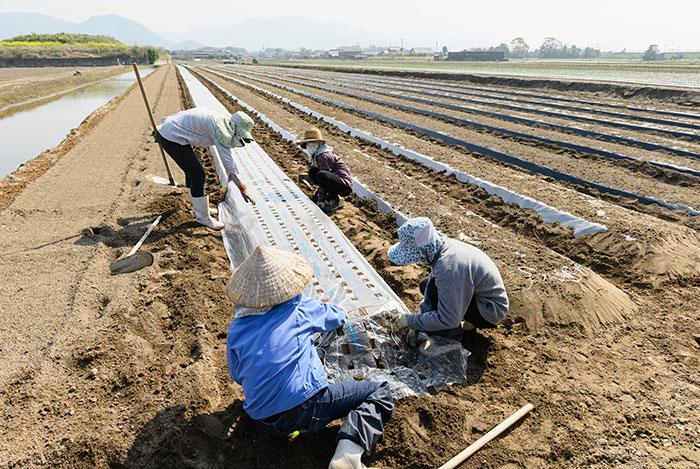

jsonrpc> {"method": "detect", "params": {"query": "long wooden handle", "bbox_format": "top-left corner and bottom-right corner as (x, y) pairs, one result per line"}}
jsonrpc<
(438, 403), (534, 469)
(127, 215), (162, 257)
(132, 63), (176, 186)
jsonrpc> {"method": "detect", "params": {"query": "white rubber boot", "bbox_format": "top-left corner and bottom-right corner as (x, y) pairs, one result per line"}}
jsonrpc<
(188, 189), (217, 215)
(329, 439), (366, 469)
(191, 195), (225, 230)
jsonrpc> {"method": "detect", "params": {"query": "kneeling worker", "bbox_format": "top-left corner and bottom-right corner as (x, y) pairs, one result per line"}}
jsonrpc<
(296, 128), (353, 214)
(226, 245), (393, 469)
(388, 217), (509, 343)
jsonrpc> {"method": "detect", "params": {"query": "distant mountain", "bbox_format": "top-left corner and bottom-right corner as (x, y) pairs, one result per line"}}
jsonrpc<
(0, 12), (75, 39)
(77, 14), (177, 47)
(159, 16), (393, 50)
(0, 12), (200, 49)
(1, 12), (400, 51)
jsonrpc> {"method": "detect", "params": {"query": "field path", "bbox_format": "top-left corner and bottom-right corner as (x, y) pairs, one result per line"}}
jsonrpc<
(0, 65), (189, 463)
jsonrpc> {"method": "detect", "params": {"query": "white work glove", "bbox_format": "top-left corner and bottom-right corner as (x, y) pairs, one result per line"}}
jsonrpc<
(390, 313), (409, 331)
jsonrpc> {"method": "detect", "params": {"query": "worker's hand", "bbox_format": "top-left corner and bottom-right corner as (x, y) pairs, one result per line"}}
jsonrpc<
(390, 313), (409, 331)
(406, 329), (420, 347)
(240, 189), (255, 205)
(237, 184), (256, 205)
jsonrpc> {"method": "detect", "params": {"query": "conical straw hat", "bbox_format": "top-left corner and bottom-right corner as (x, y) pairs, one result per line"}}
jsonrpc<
(226, 245), (314, 308)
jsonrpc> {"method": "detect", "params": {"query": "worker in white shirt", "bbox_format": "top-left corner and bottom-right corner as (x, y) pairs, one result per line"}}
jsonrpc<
(156, 107), (256, 229)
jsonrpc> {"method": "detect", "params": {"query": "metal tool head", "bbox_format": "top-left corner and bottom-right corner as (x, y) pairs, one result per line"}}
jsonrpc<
(109, 251), (154, 275)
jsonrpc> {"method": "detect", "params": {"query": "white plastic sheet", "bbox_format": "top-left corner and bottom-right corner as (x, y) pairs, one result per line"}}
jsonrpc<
(178, 65), (471, 397)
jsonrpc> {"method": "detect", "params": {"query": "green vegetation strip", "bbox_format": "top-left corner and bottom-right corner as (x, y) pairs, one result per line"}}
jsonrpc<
(0, 33), (161, 61)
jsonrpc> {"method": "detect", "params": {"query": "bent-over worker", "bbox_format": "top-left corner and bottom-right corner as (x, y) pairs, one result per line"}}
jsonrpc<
(388, 217), (509, 344)
(296, 128), (353, 214)
(226, 245), (393, 469)
(156, 107), (256, 229)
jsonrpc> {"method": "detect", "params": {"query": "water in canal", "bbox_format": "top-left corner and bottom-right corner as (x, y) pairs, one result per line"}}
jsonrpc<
(0, 67), (155, 180)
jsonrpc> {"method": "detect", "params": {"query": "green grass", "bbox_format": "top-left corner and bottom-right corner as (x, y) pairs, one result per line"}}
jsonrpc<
(1, 41), (120, 48)
(0, 33), (151, 60)
(2, 33), (123, 45)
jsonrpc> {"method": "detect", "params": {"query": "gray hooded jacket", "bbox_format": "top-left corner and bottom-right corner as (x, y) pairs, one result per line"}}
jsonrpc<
(407, 238), (509, 331)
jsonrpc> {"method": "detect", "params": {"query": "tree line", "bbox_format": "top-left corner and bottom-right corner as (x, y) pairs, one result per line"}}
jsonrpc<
(469, 37), (601, 59)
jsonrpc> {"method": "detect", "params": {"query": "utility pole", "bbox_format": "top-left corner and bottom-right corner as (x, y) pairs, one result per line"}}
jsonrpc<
(401, 38), (403, 52)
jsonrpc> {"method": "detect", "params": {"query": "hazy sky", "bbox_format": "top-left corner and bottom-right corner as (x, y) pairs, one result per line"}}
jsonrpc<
(3, 0), (699, 51)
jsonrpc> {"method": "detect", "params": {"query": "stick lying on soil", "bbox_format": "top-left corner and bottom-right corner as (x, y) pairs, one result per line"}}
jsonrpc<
(109, 215), (161, 274)
(438, 403), (535, 469)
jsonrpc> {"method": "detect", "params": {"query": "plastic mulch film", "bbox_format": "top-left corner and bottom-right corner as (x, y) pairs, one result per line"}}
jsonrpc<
(178, 65), (471, 398)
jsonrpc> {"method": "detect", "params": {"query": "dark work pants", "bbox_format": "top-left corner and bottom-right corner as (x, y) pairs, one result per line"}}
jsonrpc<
(156, 132), (206, 197)
(308, 167), (352, 201)
(254, 381), (393, 452)
(419, 276), (496, 330)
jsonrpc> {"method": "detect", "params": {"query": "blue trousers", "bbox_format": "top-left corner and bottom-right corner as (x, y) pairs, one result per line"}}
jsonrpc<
(254, 381), (393, 452)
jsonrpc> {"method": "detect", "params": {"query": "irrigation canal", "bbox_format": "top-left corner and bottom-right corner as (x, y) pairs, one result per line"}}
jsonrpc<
(0, 67), (155, 180)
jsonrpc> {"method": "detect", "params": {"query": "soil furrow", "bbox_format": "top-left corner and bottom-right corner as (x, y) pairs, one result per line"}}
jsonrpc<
(194, 66), (642, 333)
(222, 67), (700, 212)
(253, 66), (700, 170)
(198, 66), (700, 289)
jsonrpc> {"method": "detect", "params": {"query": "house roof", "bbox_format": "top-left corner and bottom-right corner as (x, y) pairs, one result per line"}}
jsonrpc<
(410, 47), (435, 54)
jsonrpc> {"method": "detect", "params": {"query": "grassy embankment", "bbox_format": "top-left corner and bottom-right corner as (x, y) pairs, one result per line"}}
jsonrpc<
(0, 33), (154, 60)
(0, 33), (164, 109)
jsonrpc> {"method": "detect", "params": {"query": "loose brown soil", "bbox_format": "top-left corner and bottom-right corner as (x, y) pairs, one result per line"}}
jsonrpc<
(269, 63), (700, 107)
(0, 63), (698, 469)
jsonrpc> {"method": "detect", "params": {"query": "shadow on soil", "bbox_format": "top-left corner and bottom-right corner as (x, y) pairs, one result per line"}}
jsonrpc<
(115, 401), (339, 468)
(462, 331), (492, 385)
(75, 209), (221, 254)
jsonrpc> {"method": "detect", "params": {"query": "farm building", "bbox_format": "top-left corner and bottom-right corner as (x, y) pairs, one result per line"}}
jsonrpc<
(337, 50), (369, 60)
(381, 47), (403, 56)
(192, 48), (233, 60)
(447, 50), (506, 61)
(409, 47), (435, 56)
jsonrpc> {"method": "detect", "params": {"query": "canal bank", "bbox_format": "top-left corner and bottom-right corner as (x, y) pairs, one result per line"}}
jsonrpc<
(0, 65), (127, 111)
(0, 66), (155, 181)
(0, 65), (158, 210)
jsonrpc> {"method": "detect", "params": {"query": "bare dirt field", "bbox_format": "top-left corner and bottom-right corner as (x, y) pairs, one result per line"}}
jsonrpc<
(0, 65), (126, 110)
(0, 63), (699, 468)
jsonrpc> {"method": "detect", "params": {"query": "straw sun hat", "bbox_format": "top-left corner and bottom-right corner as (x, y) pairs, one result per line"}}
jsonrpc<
(296, 127), (324, 145)
(226, 245), (313, 308)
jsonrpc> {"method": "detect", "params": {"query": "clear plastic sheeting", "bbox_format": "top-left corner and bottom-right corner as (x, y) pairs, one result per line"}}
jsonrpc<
(177, 65), (471, 397)
(316, 318), (470, 399)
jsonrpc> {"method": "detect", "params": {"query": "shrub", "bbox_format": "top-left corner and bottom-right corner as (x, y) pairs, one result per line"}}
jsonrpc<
(147, 47), (159, 64)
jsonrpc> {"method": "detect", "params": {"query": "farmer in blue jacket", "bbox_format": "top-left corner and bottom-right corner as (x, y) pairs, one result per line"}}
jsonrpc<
(226, 245), (393, 469)
(388, 217), (509, 344)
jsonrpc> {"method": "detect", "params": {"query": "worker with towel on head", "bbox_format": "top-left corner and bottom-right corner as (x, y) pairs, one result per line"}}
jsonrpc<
(226, 245), (393, 469)
(296, 128), (353, 214)
(155, 107), (256, 230)
(387, 217), (509, 345)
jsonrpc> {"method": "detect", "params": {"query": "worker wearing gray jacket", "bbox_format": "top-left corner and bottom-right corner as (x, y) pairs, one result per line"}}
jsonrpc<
(156, 107), (256, 230)
(388, 217), (508, 343)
